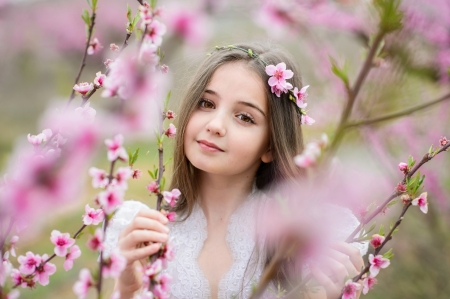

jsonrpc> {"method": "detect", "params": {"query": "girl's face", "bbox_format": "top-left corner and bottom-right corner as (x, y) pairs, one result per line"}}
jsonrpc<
(184, 62), (272, 177)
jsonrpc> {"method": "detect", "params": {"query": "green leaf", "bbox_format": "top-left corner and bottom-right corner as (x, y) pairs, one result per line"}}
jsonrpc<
(387, 199), (398, 208)
(148, 170), (155, 179)
(85, 0), (92, 9)
(92, 0), (98, 11)
(154, 168), (158, 180)
(164, 91), (172, 111)
(379, 224), (384, 236)
(382, 248), (394, 260)
(374, 0), (403, 33)
(330, 57), (349, 87)
(132, 12), (141, 27)
(428, 145), (434, 155)
(81, 10), (91, 26)
(365, 222), (377, 235)
(127, 5), (133, 23)
(150, 0), (157, 9)
(75, 232), (84, 239)
(161, 176), (166, 191)
(130, 148), (140, 166)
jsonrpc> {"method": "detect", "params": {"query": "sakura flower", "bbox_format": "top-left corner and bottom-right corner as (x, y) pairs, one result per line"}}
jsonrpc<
(153, 277), (171, 299)
(82, 204), (104, 226)
(104, 59), (113, 67)
(370, 234), (385, 249)
(362, 276), (377, 295)
(395, 183), (406, 193)
(4, 290), (20, 299)
(146, 20), (167, 46)
(139, 2), (152, 24)
(398, 162), (408, 174)
(88, 167), (109, 188)
(98, 186), (124, 214)
(301, 114), (315, 125)
(401, 194), (411, 205)
(73, 82), (94, 96)
(110, 43), (120, 52)
(73, 268), (94, 299)
(34, 254), (56, 286)
(87, 38), (103, 55)
(342, 279), (361, 299)
(94, 72), (106, 88)
(75, 102), (96, 123)
(440, 136), (448, 146)
(50, 230), (75, 257)
(102, 250), (126, 278)
(10, 269), (26, 288)
(105, 134), (128, 162)
(163, 188), (181, 207)
(164, 123), (177, 138)
(266, 63), (294, 87)
(27, 129), (52, 146)
(9, 235), (19, 257)
(64, 245), (81, 271)
(293, 85), (309, 109)
(147, 181), (159, 194)
(1, 258), (12, 286)
(167, 211), (176, 222)
(132, 169), (142, 179)
(270, 82), (292, 97)
(165, 110), (176, 120)
(18, 252), (41, 275)
(112, 167), (133, 190)
(412, 192), (428, 214)
(145, 258), (163, 278)
(139, 42), (159, 66)
(87, 228), (104, 251)
(161, 242), (175, 262)
(160, 64), (169, 73)
(167, 8), (210, 46)
(368, 254), (390, 277)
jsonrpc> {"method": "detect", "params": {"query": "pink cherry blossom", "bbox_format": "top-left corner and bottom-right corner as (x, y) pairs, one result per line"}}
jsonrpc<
(146, 20), (167, 46)
(50, 230), (75, 257)
(153, 274), (171, 299)
(342, 279), (361, 299)
(163, 188), (181, 207)
(266, 63), (294, 87)
(139, 2), (153, 24)
(370, 234), (385, 249)
(104, 59), (113, 67)
(87, 228), (104, 251)
(27, 129), (52, 146)
(270, 81), (292, 97)
(34, 254), (56, 286)
(9, 235), (19, 257)
(18, 252), (41, 275)
(73, 268), (93, 299)
(398, 162), (408, 174)
(87, 37), (102, 55)
(102, 250), (126, 278)
(368, 254), (390, 277)
(94, 72), (106, 88)
(64, 245), (81, 271)
(160, 64), (169, 73)
(293, 85), (309, 109)
(395, 182), (406, 193)
(4, 289), (20, 299)
(88, 167), (109, 188)
(147, 181), (159, 194)
(74, 102), (96, 124)
(110, 43), (120, 52)
(166, 110), (176, 120)
(440, 136), (449, 146)
(294, 153), (316, 168)
(112, 167), (133, 190)
(132, 169), (142, 179)
(167, 211), (176, 222)
(412, 192), (428, 214)
(145, 258), (163, 278)
(162, 243), (175, 262)
(98, 186), (124, 214)
(1, 258), (12, 286)
(10, 269), (27, 288)
(301, 114), (315, 125)
(164, 123), (177, 138)
(73, 82), (94, 96)
(82, 204), (105, 225)
(165, 8), (210, 46)
(139, 42), (159, 66)
(362, 276), (377, 295)
(105, 134), (128, 162)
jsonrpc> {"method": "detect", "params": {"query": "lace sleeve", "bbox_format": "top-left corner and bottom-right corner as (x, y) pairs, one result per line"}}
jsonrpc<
(104, 200), (151, 257)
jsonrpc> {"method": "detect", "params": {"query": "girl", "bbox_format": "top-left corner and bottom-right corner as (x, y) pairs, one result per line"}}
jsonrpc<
(105, 42), (366, 299)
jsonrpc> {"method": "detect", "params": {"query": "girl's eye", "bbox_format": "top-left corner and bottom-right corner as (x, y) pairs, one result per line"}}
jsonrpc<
(237, 113), (255, 124)
(199, 99), (215, 109)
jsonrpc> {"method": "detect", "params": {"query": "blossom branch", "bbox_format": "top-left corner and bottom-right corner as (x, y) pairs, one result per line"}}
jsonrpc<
(68, 11), (97, 106)
(346, 91), (450, 128)
(156, 114), (166, 211)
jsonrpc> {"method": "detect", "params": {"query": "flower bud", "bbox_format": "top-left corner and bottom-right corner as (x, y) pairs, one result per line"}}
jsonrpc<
(370, 234), (385, 249)
(398, 162), (408, 174)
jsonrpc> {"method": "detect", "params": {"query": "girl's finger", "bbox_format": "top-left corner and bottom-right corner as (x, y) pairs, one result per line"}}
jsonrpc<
(119, 230), (168, 250)
(121, 243), (161, 265)
(319, 256), (349, 286)
(309, 262), (339, 298)
(120, 209), (169, 236)
(324, 248), (358, 277)
(331, 242), (364, 271)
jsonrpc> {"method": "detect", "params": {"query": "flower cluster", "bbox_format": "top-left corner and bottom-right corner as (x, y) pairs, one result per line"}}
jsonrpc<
(294, 134), (328, 168)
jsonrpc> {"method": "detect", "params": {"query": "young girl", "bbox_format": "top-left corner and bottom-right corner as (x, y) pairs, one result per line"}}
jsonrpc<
(105, 42), (366, 299)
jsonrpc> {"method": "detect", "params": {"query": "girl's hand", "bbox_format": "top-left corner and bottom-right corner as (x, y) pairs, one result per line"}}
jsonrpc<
(308, 242), (364, 299)
(114, 209), (170, 297)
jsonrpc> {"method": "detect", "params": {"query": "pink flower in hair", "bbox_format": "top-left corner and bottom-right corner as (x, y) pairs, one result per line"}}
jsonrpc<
(64, 245), (81, 271)
(368, 254), (390, 277)
(293, 85), (309, 109)
(102, 250), (126, 278)
(342, 279), (361, 299)
(73, 82), (94, 96)
(270, 82), (292, 97)
(362, 276), (377, 295)
(87, 38), (102, 55)
(301, 114), (315, 125)
(265, 63), (293, 88)
(370, 234), (385, 249)
(88, 167), (109, 189)
(412, 192), (428, 214)
(105, 134), (128, 162)
(50, 230), (75, 257)
(73, 268), (93, 298)
(164, 123), (177, 138)
(98, 186), (124, 214)
(82, 204), (105, 225)
(163, 188), (181, 207)
(146, 20), (167, 46)
(87, 228), (104, 252)
(34, 254), (56, 286)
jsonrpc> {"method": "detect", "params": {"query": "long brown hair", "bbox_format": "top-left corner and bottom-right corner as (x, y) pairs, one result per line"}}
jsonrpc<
(169, 41), (306, 218)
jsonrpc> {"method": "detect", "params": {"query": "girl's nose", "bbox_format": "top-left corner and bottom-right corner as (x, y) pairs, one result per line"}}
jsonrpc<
(205, 114), (227, 137)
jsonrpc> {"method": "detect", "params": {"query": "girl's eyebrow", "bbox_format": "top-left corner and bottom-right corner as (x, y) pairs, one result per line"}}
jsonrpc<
(204, 89), (266, 117)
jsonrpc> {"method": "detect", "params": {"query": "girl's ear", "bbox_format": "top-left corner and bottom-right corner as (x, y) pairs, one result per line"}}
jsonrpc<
(261, 147), (273, 163)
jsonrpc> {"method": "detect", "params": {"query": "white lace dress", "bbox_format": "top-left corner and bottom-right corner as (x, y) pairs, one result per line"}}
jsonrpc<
(104, 194), (368, 299)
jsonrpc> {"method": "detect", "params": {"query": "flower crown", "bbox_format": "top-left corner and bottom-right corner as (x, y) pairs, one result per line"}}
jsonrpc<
(210, 45), (315, 125)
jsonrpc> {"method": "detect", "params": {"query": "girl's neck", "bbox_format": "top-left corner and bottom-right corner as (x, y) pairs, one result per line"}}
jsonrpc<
(197, 171), (255, 225)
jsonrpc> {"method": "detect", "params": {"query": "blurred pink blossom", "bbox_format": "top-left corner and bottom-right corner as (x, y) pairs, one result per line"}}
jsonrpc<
(4, 290), (20, 299)
(132, 169), (142, 179)
(293, 85), (309, 109)
(102, 250), (126, 278)
(147, 181), (159, 194)
(87, 228), (104, 252)
(27, 129), (52, 146)
(163, 189), (181, 207)
(82, 204), (105, 225)
(160, 64), (169, 74)
(64, 245), (81, 271)
(10, 269), (26, 288)
(34, 254), (56, 286)
(145, 20), (166, 46)
(139, 43), (160, 66)
(112, 166), (133, 190)
(87, 37), (103, 55)
(110, 43), (119, 52)
(9, 235), (19, 257)
(301, 114), (316, 125)
(73, 268), (94, 299)
(94, 72), (106, 88)
(164, 123), (177, 138)
(166, 211), (176, 222)
(440, 136), (449, 146)
(73, 82), (94, 96)
(98, 186), (124, 214)
(362, 276), (377, 295)
(89, 167), (109, 188)
(342, 279), (361, 299)
(74, 102), (96, 124)
(50, 230), (76, 257)
(398, 162), (408, 174)
(105, 134), (128, 162)
(166, 110), (176, 120)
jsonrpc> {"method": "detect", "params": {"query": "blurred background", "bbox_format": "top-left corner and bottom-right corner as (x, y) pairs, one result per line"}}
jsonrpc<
(0, 0), (449, 298)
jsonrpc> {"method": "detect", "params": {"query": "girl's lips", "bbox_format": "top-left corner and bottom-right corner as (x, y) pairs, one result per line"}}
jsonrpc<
(197, 140), (224, 152)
